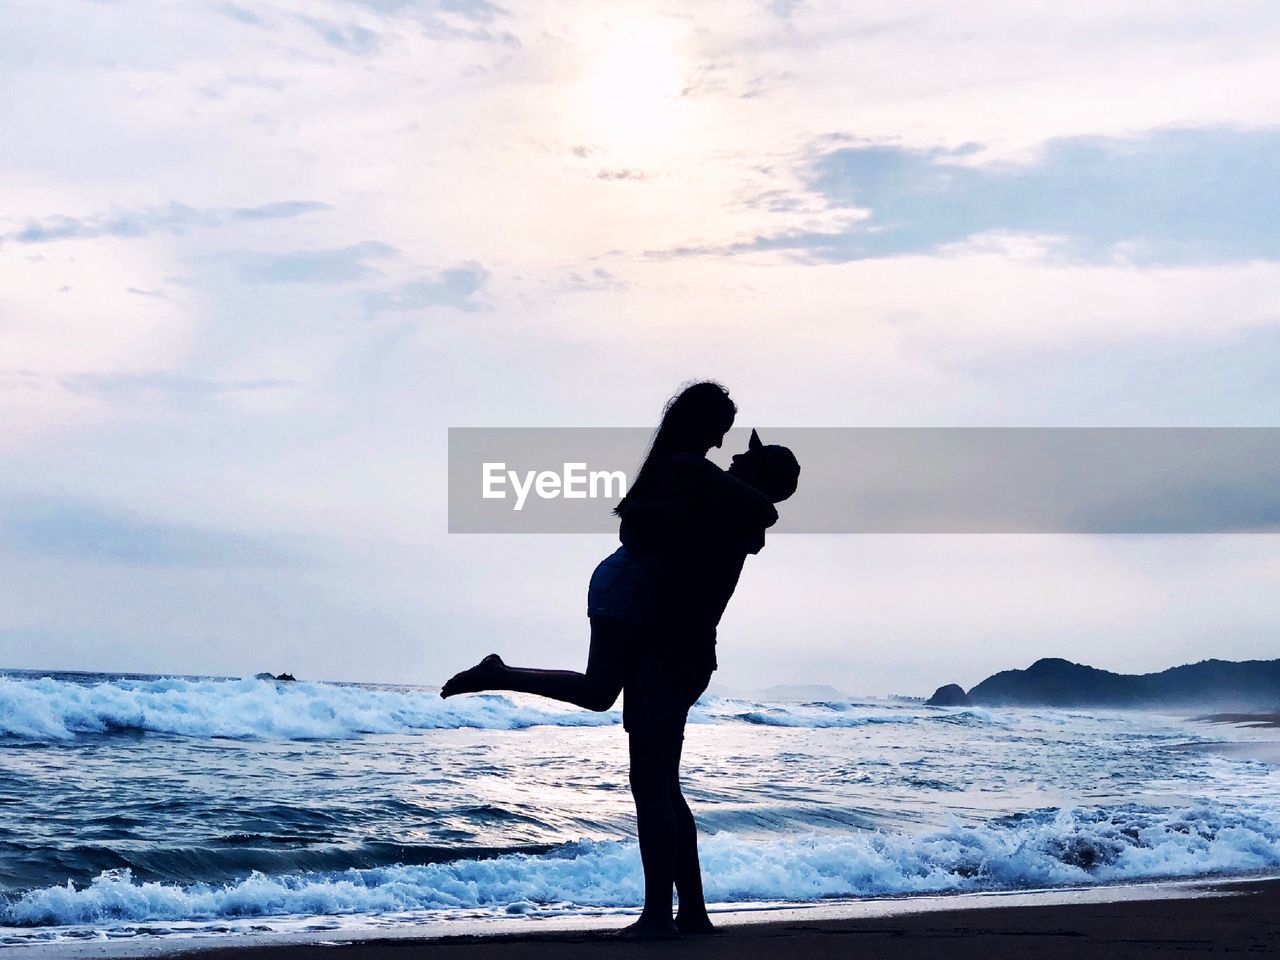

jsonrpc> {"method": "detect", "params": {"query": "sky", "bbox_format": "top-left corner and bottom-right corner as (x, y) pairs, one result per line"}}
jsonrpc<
(2, 0), (1279, 695)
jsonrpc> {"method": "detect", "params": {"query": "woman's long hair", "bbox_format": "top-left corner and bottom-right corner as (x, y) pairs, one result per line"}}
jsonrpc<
(614, 381), (737, 516)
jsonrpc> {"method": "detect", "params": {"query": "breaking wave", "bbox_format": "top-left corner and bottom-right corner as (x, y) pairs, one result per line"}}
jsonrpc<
(0, 675), (999, 742)
(6, 801), (1279, 930)
(0, 675), (618, 742)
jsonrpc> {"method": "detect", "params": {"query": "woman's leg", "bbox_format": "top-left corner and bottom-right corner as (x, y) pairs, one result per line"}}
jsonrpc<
(624, 726), (682, 939)
(439, 617), (625, 710)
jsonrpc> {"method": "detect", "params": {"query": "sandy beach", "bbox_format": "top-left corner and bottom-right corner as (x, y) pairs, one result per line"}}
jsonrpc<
(1197, 713), (1280, 729)
(121, 878), (1277, 960)
(1188, 713), (1280, 764)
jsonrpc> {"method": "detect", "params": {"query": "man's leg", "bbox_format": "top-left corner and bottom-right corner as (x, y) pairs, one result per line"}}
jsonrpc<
(440, 618), (626, 710)
(622, 726), (682, 939)
(672, 780), (714, 933)
(667, 672), (715, 934)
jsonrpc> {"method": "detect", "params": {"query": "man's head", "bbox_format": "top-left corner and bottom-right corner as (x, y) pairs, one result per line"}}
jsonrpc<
(728, 429), (800, 503)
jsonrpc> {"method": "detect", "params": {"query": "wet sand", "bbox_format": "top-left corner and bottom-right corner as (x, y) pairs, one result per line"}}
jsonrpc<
(1190, 713), (1280, 764)
(1187, 740), (1280, 764)
(1196, 713), (1280, 729)
(145, 878), (1280, 960)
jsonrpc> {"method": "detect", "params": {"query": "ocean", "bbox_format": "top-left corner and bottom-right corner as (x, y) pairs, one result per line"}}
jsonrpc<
(2, 669), (1279, 947)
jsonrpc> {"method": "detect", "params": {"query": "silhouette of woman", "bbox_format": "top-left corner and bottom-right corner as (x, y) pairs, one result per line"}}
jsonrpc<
(440, 381), (737, 716)
(441, 381), (792, 939)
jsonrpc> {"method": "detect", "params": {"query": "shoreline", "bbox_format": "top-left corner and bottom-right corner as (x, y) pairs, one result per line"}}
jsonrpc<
(1195, 713), (1280, 728)
(1188, 712), (1280, 764)
(8, 874), (1280, 960)
(171, 876), (1280, 959)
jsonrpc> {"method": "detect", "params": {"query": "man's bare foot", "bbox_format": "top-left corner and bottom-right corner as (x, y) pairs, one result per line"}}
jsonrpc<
(613, 916), (680, 940)
(674, 912), (717, 935)
(440, 654), (505, 698)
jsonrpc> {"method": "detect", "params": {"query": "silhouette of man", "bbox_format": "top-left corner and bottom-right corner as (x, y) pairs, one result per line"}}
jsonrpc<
(612, 429), (799, 937)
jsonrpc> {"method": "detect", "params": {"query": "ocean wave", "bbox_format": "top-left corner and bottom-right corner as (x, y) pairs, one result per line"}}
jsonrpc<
(0, 676), (1013, 742)
(6, 801), (1279, 929)
(0, 676), (618, 742)
(724, 703), (1005, 729)
(732, 709), (916, 728)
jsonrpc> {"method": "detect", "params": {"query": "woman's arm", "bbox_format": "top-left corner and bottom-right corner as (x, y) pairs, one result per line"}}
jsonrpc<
(618, 454), (777, 553)
(617, 494), (684, 553)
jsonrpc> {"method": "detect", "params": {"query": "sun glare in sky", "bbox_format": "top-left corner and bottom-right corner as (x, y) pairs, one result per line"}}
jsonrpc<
(583, 21), (686, 159)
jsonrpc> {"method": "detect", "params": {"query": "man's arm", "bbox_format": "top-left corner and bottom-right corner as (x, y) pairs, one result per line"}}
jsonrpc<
(667, 452), (779, 531)
(619, 454), (777, 555)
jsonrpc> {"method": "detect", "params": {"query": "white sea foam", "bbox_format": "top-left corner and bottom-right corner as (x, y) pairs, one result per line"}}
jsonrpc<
(0, 676), (993, 742)
(732, 709), (915, 728)
(5, 801), (1279, 929)
(0, 676), (619, 741)
(717, 700), (1006, 729)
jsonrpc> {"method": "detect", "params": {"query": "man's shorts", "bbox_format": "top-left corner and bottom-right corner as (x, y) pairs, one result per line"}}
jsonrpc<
(621, 626), (716, 735)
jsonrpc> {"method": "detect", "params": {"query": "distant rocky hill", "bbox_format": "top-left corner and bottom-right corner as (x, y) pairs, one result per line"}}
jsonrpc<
(927, 657), (1280, 709)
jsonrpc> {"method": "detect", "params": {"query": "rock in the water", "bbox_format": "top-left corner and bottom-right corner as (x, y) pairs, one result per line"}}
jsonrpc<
(926, 683), (971, 706)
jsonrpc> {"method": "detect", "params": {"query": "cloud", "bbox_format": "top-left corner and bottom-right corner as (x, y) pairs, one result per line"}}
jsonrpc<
(679, 61), (792, 101)
(362, 262), (489, 312)
(3, 200), (330, 246)
(679, 127), (1280, 266)
(57, 371), (297, 402)
(218, 0), (513, 46)
(351, 0), (505, 19)
(215, 2), (266, 27)
(767, 0), (805, 18)
(228, 201), (329, 223)
(341, 0), (517, 45)
(0, 370), (297, 407)
(967, 321), (1280, 425)
(564, 268), (626, 292)
(0, 370), (44, 393)
(298, 16), (384, 55)
(236, 241), (396, 284)
(595, 169), (648, 181)
(1, 495), (293, 568)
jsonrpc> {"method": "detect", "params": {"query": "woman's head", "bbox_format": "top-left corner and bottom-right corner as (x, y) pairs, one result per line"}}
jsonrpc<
(615, 381), (737, 515)
(655, 380), (737, 455)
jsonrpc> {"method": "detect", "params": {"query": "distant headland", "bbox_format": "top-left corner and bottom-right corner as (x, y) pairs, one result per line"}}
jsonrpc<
(927, 657), (1280, 710)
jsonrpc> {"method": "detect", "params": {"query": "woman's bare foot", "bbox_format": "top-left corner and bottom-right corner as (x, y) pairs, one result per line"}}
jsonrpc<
(674, 912), (717, 935)
(440, 654), (505, 698)
(613, 916), (680, 940)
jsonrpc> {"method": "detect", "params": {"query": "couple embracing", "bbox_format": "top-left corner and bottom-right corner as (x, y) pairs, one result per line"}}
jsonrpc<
(442, 381), (800, 939)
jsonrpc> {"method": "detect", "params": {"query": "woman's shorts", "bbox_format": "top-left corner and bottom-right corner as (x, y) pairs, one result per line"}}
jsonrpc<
(587, 547), (656, 624)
